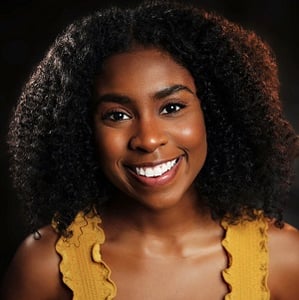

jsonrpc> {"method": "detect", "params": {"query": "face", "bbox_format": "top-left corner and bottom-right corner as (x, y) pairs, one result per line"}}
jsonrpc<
(93, 48), (207, 211)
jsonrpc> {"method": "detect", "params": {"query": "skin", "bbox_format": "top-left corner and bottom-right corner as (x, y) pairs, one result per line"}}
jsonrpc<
(94, 48), (207, 212)
(93, 48), (226, 299)
(1, 48), (299, 300)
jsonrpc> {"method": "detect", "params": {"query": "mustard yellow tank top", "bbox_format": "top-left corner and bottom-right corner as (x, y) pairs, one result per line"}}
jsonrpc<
(55, 211), (270, 300)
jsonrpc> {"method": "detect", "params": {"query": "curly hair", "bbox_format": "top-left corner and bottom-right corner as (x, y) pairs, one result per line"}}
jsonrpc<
(8, 1), (298, 233)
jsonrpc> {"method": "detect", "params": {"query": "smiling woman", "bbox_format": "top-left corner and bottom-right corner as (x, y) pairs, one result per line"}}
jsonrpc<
(93, 48), (207, 210)
(1, 1), (299, 300)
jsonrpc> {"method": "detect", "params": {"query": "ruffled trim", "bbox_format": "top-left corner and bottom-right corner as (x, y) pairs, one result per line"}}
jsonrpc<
(53, 211), (269, 299)
(221, 214), (270, 300)
(54, 211), (117, 300)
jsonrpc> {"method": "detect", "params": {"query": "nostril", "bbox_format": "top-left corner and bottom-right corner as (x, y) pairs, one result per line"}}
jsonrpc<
(129, 133), (168, 153)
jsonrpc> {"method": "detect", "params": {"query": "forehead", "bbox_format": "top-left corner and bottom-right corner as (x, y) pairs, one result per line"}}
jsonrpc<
(95, 48), (196, 96)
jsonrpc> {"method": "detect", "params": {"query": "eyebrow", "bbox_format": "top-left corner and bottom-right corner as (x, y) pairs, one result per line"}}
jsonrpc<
(94, 84), (195, 105)
(94, 93), (131, 105)
(153, 84), (195, 100)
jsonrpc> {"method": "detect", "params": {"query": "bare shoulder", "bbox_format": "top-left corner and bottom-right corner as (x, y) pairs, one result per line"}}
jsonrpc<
(268, 221), (299, 300)
(1, 225), (71, 300)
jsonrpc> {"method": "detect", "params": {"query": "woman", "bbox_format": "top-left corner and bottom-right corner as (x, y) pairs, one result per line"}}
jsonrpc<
(2, 1), (299, 299)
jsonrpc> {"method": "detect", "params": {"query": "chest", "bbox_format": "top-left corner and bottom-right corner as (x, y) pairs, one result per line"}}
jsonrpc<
(102, 244), (228, 300)
(55, 213), (270, 300)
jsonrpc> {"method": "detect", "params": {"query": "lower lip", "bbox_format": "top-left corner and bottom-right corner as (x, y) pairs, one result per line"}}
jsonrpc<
(128, 157), (182, 187)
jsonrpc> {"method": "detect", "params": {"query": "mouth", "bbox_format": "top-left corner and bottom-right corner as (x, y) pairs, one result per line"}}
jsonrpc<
(130, 157), (180, 178)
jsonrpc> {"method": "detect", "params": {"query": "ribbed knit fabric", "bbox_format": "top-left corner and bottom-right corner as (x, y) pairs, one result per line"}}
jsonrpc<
(221, 215), (270, 300)
(55, 211), (116, 300)
(55, 212), (270, 299)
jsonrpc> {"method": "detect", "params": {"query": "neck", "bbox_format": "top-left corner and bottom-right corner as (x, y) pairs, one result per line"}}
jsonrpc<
(100, 192), (222, 259)
(101, 190), (214, 238)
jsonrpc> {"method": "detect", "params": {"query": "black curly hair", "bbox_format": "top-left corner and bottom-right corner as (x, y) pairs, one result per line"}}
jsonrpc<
(8, 0), (298, 233)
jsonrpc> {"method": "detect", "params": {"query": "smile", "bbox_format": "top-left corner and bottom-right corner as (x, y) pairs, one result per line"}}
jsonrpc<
(134, 158), (178, 178)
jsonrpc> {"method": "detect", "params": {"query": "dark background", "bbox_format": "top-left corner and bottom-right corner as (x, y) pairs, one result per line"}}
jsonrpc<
(1, 0), (298, 280)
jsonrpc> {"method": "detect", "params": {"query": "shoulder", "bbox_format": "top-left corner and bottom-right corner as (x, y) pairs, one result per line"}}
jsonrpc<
(1, 225), (72, 300)
(268, 221), (299, 300)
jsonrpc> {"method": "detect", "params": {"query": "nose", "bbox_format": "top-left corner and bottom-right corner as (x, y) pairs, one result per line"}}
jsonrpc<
(129, 118), (168, 153)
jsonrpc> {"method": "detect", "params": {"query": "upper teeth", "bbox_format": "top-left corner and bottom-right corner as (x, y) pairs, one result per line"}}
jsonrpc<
(135, 158), (177, 178)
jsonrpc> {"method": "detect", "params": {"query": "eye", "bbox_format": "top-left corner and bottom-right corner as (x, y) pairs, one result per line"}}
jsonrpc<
(160, 102), (186, 115)
(102, 110), (131, 122)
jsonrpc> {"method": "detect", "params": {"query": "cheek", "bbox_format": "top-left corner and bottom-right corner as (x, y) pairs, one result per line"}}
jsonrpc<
(95, 126), (128, 170)
(180, 115), (207, 177)
(175, 114), (207, 154)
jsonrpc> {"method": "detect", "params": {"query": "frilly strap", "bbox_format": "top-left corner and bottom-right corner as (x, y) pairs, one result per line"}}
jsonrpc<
(221, 215), (270, 300)
(55, 211), (117, 300)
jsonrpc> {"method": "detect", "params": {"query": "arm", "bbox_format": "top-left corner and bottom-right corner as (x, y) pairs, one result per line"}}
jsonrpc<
(268, 222), (299, 300)
(0, 226), (71, 300)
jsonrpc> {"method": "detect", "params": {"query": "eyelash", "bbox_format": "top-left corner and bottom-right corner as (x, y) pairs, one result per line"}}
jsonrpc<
(102, 110), (131, 122)
(101, 102), (187, 122)
(160, 102), (186, 115)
